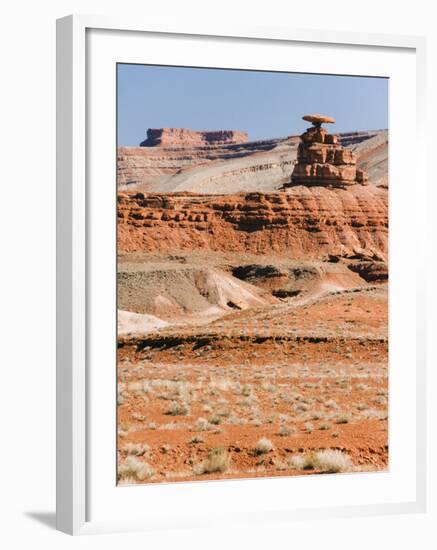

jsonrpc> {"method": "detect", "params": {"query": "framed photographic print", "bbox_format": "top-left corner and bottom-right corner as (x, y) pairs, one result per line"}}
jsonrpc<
(56, 15), (427, 535)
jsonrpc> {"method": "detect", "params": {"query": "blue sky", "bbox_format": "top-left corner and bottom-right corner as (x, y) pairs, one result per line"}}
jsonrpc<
(117, 64), (388, 146)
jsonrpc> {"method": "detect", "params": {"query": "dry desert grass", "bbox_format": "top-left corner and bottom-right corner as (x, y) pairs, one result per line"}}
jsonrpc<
(116, 250), (388, 484)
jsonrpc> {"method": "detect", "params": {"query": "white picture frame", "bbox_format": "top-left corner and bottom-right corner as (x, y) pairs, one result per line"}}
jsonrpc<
(56, 14), (427, 535)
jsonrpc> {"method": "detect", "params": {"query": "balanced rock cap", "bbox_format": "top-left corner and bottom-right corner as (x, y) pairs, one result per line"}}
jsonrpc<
(303, 114), (336, 125)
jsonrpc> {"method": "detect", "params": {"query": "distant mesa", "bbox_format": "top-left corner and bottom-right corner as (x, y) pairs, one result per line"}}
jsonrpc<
(285, 113), (368, 189)
(140, 128), (249, 147)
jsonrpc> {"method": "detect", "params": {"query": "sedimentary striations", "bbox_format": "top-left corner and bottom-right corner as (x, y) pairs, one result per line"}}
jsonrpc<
(118, 186), (388, 259)
(118, 129), (385, 193)
(117, 119), (389, 484)
(117, 136), (298, 192)
(286, 114), (368, 188)
(140, 128), (248, 147)
(351, 130), (388, 188)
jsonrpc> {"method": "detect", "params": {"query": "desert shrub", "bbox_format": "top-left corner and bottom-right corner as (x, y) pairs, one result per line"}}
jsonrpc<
(277, 425), (295, 437)
(304, 422), (314, 433)
(189, 435), (204, 444)
(261, 383), (278, 393)
(318, 423), (332, 431)
(254, 438), (274, 455)
(294, 403), (308, 413)
(194, 447), (230, 475)
(196, 417), (211, 431)
(161, 422), (189, 430)
(301, 451), (320, 470)
(288, 449), (352, 473)
(122, 442), (149, 456)
(364, 409), (388, 420)
(288, 454), (306, 469)
(237, 398), (253, 408)
(227, 415), (247, 426)
(316, 449), (352, 473)
(165, 401), (189, 416)
(118, 456), (155, 482)
(335, 414), (350, 424)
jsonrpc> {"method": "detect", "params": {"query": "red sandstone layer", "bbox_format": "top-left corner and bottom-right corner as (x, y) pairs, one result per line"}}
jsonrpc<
(118, 186), (388, 259)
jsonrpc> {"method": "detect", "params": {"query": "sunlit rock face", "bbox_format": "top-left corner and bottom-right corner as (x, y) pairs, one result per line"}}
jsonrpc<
(286, 114), (369, 189)
(117, 186), (387, 261)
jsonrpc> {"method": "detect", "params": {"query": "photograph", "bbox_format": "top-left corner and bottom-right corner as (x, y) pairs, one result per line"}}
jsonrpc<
(116, 64), (389, 485)
(0, 0), (431, 544)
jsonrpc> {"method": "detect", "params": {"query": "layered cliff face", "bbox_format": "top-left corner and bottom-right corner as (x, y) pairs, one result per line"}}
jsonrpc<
(117, 130), (387, 193)
(117, 123), (389, 483)
(118, 186), (388, 259)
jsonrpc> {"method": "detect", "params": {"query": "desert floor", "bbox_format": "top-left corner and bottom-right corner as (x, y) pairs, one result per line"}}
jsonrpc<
(117, 251), (388, 484)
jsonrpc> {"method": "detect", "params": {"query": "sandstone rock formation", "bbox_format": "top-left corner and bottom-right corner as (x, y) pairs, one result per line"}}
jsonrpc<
(286, 114), (369, 188)
(140, 128), (248, 147)
(347, 260), (388, 282)
(117, 187), (387, 260)
(117, 130), (385, 193)
(116, 121), (389, 485)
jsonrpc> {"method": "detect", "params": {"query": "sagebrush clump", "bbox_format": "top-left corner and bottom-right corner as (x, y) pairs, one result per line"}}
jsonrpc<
(287, 449), (352, 473)
(254, 438), (274, 455)
(118, 456), (155, 483)
(194, 447), (230, 475)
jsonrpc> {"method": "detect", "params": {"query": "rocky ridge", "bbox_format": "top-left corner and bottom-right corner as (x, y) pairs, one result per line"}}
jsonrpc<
(118, 186), (388, 259)
(118, 130), (386, 193)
